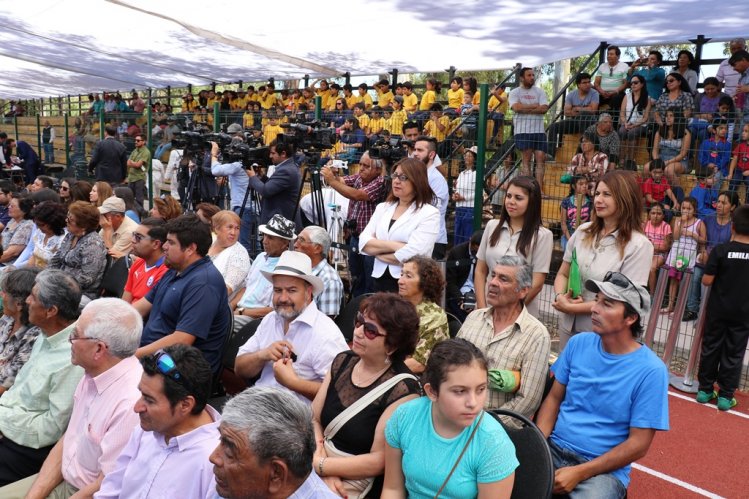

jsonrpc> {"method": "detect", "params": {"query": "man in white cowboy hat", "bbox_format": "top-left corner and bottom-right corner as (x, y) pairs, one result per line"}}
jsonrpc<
(235, 251), (347, 403)
(231, 214), (296, 331)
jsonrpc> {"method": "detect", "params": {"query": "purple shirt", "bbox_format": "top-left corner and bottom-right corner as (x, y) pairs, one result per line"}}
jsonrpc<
(94, 406), (220, 499)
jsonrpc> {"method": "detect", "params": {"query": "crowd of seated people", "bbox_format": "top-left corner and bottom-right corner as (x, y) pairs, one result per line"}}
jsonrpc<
(0, 38), (747, 498)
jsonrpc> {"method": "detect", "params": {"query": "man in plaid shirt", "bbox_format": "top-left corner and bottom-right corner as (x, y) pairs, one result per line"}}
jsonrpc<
(321, 152), (387, 296)
(294, 226), (344, 318)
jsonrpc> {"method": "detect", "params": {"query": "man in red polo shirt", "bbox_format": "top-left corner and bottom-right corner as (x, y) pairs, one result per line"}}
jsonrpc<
(122, 218), (169, 303)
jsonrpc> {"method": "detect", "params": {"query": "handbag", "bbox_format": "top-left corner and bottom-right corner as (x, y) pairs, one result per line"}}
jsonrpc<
(323, 372), (418, 499)
(434, 411), (486, 498)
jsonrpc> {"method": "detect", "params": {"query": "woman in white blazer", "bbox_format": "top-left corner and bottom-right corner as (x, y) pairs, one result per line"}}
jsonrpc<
(359, 158), (440, 292)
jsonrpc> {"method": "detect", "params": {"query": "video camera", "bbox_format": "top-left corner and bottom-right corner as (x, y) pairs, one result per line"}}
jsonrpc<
(278, 120), (337, 152)
(369, 136), (409, 164)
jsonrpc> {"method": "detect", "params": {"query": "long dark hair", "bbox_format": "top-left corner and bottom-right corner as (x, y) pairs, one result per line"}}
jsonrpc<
(629, 75), (649, 112)
(489, 176), (542, 257)
(423, 338), (487, 394)
(659, 107), (688, 139)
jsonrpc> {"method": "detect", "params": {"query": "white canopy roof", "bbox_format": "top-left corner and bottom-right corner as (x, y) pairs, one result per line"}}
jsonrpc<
(0, 0), (742, 99)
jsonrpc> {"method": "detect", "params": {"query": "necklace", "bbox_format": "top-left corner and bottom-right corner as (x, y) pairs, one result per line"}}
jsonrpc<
(352, 361), (390, 388)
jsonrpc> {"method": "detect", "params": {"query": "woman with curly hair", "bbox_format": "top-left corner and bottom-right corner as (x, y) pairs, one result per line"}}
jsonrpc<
(397, 255), (449, 374)
(150, 195), (183, 221)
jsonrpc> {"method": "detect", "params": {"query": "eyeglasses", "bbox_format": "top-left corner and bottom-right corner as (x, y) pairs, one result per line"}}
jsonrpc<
(68, 330), (100, 344)
(666, 79), (676, 83)
(132, 232), (152, 242)
(355, 312), (386, 340)
(148, 349), (194, 394)
(135, 139), (145, 142)
(59, 186), (69, 191)
(603, 271), (644, 309)
(631, 80), (642, 85)
(391, 173), (409, 182)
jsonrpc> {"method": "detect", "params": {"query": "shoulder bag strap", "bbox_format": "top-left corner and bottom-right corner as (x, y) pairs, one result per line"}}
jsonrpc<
(434, 411), (485, 499)
(324, 373), (418, 441)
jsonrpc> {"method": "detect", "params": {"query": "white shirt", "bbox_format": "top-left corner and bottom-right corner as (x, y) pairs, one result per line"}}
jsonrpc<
(428, 164), (449, 244)
(716, 59), (741, 97)
(509, 86), (548, 135)
(236, 301), (347, 404)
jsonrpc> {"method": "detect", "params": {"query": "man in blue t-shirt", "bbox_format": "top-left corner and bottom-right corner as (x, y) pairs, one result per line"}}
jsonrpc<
(537, 273), (669, 498)
(134, 214), (230, 373)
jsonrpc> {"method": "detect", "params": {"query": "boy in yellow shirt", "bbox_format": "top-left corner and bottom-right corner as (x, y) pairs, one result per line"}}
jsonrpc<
(352, 103), (370, 134)
(423, 104), (451, 142)
(367, 106), (386, 141)
(356, 83), (374, 110)
(375, 79), (394, 108)
(263, 113), (284, 145)
(385, 97), (408, 136)
(401, 82), (419, 114)
(343, 84), (357, 110)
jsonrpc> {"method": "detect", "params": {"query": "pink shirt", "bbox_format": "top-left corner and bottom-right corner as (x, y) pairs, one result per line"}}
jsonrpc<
(62, 356), (143, 489)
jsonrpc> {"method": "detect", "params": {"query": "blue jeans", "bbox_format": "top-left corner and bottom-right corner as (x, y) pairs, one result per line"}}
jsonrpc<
(686, 265), (705, 314)
(453, 207), (474, 246)
(549, 440), (627, 499)
(233, 204), (258, 255)
(348, 234), (374, 297)
(43, 143), (54, 164)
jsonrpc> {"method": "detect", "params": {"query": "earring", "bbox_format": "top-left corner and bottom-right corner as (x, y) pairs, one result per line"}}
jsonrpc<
(385, 354), (391, 365)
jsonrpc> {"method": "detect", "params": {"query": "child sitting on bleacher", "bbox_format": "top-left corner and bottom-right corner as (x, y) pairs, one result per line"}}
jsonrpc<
(726, 123), (749, 202)
(367, 106), (386, 142)
(698, 119), (732, 183)
(689, 172), (719, 219)
(643, 202), (672, 292)
(642, 159), (680, 220)
(352, 103), (369, 135)
(559, 174), (592, 251)
(423, 104), (450, 143)
(262, 113), (283, 146)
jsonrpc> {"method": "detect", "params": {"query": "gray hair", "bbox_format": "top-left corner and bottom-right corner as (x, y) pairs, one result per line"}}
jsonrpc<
(80, 298), (142, 358)
(495, 255), (533, 290)
(598, 113), (613, 123)
(730, 37), (746, 47)
(304, 225), (331, 255)
(35, 270), (81, 321)
(221, 387), (315, 478)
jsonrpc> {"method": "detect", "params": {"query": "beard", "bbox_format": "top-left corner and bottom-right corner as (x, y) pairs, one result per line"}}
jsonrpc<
(274, 302), (302, 321)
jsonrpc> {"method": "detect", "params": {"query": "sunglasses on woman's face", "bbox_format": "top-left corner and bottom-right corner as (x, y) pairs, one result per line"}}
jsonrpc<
(355, 312), (386, 340)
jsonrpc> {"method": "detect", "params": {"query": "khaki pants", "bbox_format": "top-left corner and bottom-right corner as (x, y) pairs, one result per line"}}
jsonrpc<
(0, 474), (79, 499)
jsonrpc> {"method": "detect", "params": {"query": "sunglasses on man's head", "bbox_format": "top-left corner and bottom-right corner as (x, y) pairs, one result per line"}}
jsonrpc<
(603, 271), (644, 309)
(147, 349), (194, 393)
(355, 312), (386, 340)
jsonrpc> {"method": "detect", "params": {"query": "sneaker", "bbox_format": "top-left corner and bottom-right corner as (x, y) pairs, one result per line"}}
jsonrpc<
(717, 397), (737, 411)
(696, 390), (717, 403)
(682, 310), (698, 322)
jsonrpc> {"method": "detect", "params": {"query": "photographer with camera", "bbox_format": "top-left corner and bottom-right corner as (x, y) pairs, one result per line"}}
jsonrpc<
(247, 140), (302, 227)
(321, 151), (387, 296)
(210, 124), (256, 252)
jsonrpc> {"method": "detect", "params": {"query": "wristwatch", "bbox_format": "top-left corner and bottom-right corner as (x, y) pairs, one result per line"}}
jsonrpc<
(236, 307), (245, 316)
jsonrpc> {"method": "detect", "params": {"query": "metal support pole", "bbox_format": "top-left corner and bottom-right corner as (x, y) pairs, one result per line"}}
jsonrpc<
(343, 72), (351, 86)
(389, 69), (398, 89)
(314, 96), (322, 122)
(98, 109), (105, 140)
(661, 271), (692, 364)
(36, 114), (42, 159)
(303, 74), (310, 88)
(213, 102), (220, 132)
(598, 41), (608, 65)
(473, 83), (489, 230)
(644, 268), (670, 348)
(670, 286), (711, 393)
(64, 113), (70, 169)
(446, 66), (456, 82)
(147, 105), (153, 208)
(13, 116), (18, 143)
(690, 34), (711, 78)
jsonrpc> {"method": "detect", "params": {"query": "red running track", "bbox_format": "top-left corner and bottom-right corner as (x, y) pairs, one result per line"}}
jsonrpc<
(628, 389), (749, 498)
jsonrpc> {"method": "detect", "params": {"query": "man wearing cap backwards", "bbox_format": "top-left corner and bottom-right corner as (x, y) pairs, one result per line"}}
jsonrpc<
(232, 214), (296, 330)
(98, 196), (138, 258)
(536, 272), (669, 498)
(235, 250), (347, 403)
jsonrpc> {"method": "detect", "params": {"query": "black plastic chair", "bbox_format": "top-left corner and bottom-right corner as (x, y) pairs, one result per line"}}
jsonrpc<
(99, 255), (130, 298)
(209, 317), (261, 412)
(334, 293), (374, 343)
(445, 311), (462, 338)
(490, 408), (554, 499)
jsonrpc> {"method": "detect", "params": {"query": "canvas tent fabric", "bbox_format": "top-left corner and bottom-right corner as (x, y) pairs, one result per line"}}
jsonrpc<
(0, 0), (743, 99)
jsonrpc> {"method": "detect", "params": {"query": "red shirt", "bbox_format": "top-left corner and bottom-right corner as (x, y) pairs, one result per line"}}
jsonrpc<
(124, 257), (168, 302)
(734, 142), (749, 172)
(642, 177), (671, 203)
